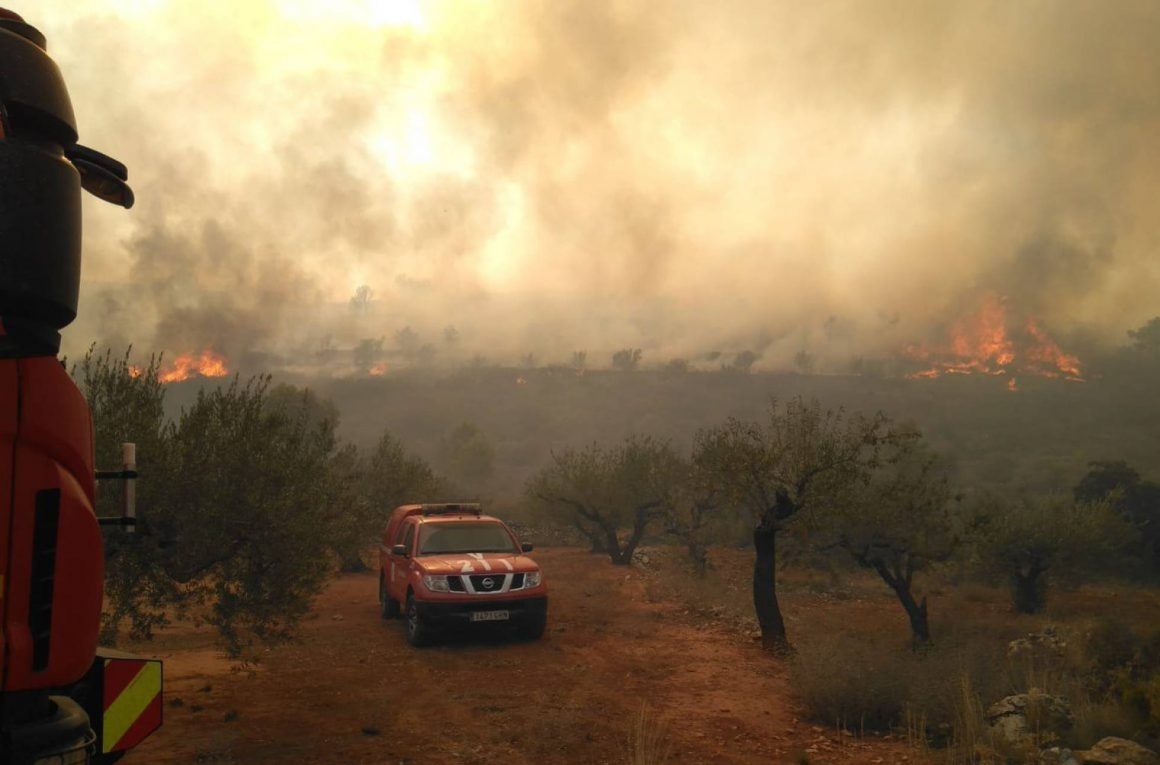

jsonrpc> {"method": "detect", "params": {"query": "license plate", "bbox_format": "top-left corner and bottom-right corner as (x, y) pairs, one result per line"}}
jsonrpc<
(471, 610), (510, 622)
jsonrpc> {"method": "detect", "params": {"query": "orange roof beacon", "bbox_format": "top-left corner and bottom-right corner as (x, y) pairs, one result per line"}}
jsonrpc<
(379, 504), (548, 646)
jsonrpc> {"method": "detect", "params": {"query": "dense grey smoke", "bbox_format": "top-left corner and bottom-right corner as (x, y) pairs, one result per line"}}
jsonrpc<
(36, 0), (1160, 372)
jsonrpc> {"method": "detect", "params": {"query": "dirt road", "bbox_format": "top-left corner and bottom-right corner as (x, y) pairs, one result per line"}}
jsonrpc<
(124, 549), (920, 764)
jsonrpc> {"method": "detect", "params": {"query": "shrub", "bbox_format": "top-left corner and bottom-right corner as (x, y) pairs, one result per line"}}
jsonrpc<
(1085, 619), (1138, 675)
(1067, 696), (1148, 750)
(790, 633), (1012, 740)
(790, 637), (911, 732)
(1044, 619), (1160, 748)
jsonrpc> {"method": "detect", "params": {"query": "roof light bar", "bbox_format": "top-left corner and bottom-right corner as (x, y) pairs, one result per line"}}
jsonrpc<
(420, 503), (482, 517)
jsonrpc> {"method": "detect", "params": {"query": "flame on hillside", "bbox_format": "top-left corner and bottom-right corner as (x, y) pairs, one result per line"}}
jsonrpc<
(369, 362), (388, 376)
(159, 349), (230, 383)
(903, 294), (1083, 388)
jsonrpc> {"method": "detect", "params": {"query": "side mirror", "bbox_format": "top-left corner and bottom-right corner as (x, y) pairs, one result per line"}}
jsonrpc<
(391, 544), (408, 557)
(521, 543), (534, 553)
(67, 144), (135, 208)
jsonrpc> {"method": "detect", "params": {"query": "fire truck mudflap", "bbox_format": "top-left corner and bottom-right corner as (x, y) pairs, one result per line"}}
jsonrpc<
(57, 650), (163, 763)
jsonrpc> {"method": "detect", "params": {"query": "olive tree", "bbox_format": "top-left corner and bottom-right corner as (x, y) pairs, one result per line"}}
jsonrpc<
(1074, 460), (1160, 575)
(156, 376), (342, 653)
(437, 421), (495, 492)
(79, 349), (348, 656)
(662, 455), (725, 577)
(822, 446), (956, 644)
(74, 347), (172, 639)
(363, 429), (443, 518)
(322, 442), (373, 572)
(977, 494), (1137, 614)
(695, 397), (911, 652)
(528, 435), (681, 565)
(316, 428), (444, 573)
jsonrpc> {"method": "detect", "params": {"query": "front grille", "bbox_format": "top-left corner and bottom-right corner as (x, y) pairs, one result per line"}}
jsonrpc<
(469, 574), (504, 592)
(448, 576), (466, 592)
(510, 573), (526, 589)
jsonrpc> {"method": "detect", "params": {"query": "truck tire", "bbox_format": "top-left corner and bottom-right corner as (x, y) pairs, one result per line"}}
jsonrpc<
(519, 612), (547, 641)
(379, 575), (399, 620)
(404, 593), (434, 647)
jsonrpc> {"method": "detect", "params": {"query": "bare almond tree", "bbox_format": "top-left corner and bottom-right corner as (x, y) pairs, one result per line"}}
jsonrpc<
(695, 397), (911, 652)
(528, 435), (680, 565)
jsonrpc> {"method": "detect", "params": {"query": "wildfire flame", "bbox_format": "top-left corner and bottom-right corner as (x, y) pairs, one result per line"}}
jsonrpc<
(159, 349), (230, 384)
(369, 362), (388, 376)
(127, 365), (144, 379)
(1024, 318), (1082, 378)
(904, 294), (1083, 386)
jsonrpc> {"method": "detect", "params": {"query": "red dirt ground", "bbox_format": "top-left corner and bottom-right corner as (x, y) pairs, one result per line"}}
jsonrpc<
(122, 548), (926, 764)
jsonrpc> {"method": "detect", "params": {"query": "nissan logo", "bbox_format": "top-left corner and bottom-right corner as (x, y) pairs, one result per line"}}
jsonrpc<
(481, 577), (495, 590)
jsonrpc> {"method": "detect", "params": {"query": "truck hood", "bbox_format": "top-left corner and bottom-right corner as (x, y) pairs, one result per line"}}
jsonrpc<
(415, 553), (538, 575)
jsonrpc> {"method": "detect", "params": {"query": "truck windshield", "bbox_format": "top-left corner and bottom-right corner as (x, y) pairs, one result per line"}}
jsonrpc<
(418, 523), (517, 555)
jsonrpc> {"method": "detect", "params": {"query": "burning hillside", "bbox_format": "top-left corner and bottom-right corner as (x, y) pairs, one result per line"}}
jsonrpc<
(159, 349), (229, 383)
(129, 349), (230, 383)
(903, 294), (1083, 387)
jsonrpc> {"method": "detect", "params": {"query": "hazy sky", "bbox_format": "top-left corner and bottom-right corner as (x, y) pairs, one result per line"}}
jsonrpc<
(32, 0), (1160, 371)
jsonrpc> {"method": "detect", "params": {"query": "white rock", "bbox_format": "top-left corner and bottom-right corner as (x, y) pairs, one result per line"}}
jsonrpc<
(1078, 737), (1159, 765)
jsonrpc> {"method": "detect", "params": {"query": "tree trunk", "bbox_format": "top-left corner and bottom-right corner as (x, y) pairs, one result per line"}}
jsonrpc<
(688, 541), (708, 577)
(1012, 569), (1046, 614)
(606, 525), (630, 565)
(620, 531), (644, 565)
(339, 550), (369, 573)
(571, 518), (605, 553)
(871, 563), (931, 644)
(618, 513), (653, 566)
(753, 525), (789, 652)
(906, 595), (931, 645)
(895, 584), (930, 644)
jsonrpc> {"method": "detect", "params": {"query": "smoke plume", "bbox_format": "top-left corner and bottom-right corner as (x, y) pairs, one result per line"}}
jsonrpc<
(36, 0), (1160, 372)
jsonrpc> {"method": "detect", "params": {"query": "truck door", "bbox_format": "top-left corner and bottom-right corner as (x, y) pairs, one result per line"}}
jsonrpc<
(388, 521), (415, 600)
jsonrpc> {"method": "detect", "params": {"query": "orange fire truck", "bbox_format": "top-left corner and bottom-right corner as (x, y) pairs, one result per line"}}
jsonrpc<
(1, 8), (161, 763)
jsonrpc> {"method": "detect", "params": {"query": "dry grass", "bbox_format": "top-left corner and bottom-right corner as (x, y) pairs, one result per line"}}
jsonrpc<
(788, 630), (1015, 740)
(644, 543), (1160, 761)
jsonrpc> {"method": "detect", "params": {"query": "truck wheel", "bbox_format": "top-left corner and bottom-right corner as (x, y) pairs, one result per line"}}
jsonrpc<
(519, 612), (547, 641)
(379, 575), (399, 619)
(405, 593), (433, 647)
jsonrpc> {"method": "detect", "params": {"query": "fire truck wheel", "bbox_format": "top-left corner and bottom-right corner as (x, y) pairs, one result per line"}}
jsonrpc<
(404, 593), (433, 647)
(379, 575), (399, 619)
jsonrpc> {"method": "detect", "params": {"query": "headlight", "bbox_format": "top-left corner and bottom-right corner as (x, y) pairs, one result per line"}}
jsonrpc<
(524, 571), (541, 588)
(422, 575), (450, 592)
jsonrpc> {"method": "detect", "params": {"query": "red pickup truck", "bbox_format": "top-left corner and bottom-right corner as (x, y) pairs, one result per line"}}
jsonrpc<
(378, 504), (548, 646)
